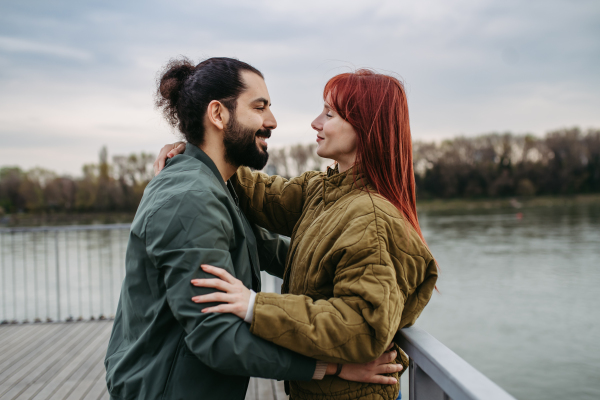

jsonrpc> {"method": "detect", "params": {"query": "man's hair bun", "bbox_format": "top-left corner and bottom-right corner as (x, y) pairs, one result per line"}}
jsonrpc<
(155, 57), (195, 127)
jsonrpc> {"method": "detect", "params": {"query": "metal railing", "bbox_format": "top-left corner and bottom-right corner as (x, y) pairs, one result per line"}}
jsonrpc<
(0, 223), (282, 324)
(397, 326), (516, 400)
(0, 224), (131, 323)
(1, 224), (514, 399)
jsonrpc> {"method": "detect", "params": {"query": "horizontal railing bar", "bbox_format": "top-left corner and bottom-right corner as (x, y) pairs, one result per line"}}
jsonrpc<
(0, 224), (132, 233)
(396, 326), (516, 400)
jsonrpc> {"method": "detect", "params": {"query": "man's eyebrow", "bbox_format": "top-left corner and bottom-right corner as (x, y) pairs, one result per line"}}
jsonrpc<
(251, 97), (270, 106)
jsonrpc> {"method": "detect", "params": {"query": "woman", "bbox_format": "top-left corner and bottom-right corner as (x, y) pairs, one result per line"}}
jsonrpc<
(157, 69), (438, 400)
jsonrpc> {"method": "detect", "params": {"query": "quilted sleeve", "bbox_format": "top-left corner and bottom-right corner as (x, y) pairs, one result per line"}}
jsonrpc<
(231, 167), (322, 237)
(249, 201), (411, 364)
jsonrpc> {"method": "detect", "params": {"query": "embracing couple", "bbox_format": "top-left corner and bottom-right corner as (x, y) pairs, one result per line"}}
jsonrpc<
(104, 57), (438, 400)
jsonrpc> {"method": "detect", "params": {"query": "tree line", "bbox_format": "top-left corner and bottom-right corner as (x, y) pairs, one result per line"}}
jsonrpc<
(1, 127), (599, 215)
(0, 147), (154, 214)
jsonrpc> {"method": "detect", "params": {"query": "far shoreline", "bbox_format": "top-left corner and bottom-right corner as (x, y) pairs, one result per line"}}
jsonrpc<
(416, 193), (600, 212)
(1, 194), (600, 227)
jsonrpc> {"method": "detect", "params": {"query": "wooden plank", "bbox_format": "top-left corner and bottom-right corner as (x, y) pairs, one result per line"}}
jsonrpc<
(244, 378), (288, 400)
(8, 322), (106, 400)
(28, 323), (112, 400)
(244, 377), (256, 400)
(0, 322), (95, 398)
(259, 377), (276, 399)
(0, 322), (90, 388)
(0, 323), (53, 356)
(39, 323), (111, 400)
(271, 380), (288, 400)
(0, 322), (290, 400)
(0, 324), (38, 348)
(0, 322), (102, 399)
(65, 341), (110, 400)
(0, 324), (66, 374)
(81, 367), (109, 400)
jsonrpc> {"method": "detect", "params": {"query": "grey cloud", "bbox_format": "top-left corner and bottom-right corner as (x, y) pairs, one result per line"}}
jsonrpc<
(0, 36), (93, 61)
(0, 0), (599, 172)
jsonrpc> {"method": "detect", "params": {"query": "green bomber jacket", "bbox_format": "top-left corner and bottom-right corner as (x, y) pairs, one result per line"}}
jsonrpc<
(104, 145), (316, 400)
(232, 165), (438, 400)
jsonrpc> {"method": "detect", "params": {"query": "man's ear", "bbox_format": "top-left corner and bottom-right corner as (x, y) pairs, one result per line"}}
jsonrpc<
(206, 100), (229, 131)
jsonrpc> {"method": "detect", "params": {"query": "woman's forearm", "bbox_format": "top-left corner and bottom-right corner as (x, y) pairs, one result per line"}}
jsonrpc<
(232, 167), (320, 236)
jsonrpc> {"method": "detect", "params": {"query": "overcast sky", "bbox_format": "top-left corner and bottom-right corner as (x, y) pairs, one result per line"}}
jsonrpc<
(1, 0), (599, 175)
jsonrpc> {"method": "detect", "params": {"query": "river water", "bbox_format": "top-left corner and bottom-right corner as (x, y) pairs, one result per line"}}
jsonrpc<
(399, 204), (600, 400)
(1, 204), (599, 399)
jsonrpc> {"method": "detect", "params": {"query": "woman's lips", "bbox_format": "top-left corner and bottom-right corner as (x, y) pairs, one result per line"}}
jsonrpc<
(316, 136), (324, 142)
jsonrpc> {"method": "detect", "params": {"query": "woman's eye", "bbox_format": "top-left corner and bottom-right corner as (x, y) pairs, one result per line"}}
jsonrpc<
(326, 113), (333, 118)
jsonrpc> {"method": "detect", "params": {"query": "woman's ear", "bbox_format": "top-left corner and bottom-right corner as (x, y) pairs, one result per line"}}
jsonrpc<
(206, 100), (229, 131)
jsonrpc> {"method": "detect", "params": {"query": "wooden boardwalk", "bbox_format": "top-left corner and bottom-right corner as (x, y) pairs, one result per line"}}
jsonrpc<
(0, 321), (287, 400)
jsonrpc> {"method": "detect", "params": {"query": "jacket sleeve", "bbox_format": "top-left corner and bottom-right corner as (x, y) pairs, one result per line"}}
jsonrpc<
(232, 167), (321, 237)
(145, 190), (316, 381)
(249, 203), (408, 364)
(252, 225), (290, 279)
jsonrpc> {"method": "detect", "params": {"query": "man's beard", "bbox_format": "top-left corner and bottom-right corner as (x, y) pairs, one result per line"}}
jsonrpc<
(223, 113), (270, 170)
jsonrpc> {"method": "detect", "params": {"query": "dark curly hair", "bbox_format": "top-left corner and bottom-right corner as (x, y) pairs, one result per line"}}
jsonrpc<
(155, 57), (263, 146)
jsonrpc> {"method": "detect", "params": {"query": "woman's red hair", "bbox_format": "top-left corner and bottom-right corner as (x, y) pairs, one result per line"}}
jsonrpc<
(324, 69), (428, 248)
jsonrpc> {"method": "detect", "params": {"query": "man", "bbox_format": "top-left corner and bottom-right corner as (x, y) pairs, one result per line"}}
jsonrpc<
(105, 57), (400, 400)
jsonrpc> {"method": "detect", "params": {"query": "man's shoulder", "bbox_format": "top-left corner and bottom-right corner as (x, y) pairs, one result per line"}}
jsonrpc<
(134, 156), (229, 229)
(150, 155), (223, 195)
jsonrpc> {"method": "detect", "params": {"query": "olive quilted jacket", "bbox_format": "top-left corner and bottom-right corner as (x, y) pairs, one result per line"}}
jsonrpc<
(232, 165), (438, 400)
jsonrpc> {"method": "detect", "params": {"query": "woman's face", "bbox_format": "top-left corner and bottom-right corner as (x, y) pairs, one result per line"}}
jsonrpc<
(311, 95), (358, 171)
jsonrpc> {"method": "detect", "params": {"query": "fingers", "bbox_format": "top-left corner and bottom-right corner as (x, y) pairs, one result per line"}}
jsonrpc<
(376, 350), (397, 365)
(191, 292), (233, 304)
(386, 343), (394, 352)
(200, 304), (239, 314)
(364, 375), (398, 385)
(154, 158), (164, 176)
(375, 363), (403, 375)
(191, 278), (233, 293)
(168, 142), (186, 157)
(154, 143), (183, 176)
(201, 264), (238, 284)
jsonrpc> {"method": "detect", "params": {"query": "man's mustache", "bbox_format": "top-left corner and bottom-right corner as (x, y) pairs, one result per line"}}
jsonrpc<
(256, 129), (271, 139)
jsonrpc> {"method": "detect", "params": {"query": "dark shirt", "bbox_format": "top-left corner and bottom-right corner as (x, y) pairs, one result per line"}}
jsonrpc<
(105, 145), (316, 400)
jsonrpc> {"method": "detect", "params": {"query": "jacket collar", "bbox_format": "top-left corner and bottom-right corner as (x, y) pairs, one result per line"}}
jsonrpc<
(183, 145), (239, 205)
(322, 164), (369, 204)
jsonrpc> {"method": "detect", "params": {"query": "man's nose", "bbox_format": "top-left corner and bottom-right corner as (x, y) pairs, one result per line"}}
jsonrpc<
(264, 109), (277, 130)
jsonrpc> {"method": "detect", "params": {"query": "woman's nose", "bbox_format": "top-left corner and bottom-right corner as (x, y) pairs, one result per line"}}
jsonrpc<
(311, 117), (322, 131)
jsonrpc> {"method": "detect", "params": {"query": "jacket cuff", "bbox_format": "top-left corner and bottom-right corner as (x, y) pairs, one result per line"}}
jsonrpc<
(244, 290), (257, 324)
(312, 361), (328, 380)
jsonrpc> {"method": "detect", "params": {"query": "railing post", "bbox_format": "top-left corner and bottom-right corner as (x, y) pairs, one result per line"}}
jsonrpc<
(12, 232), (17, 322)
(410, 359), (448, 400)
(55, 230), (61, 322)
(1, 232), (6, 324)
(77, 230), (83, 320)
(33, 232), (40, 322)
(22, 232), (28, 323)
(98, 230), (104, 319)
(87, 229), (93, 319)
(45, 231), (50, 321)
(109, 232), (114, 317)
(65, 231), (72, 321)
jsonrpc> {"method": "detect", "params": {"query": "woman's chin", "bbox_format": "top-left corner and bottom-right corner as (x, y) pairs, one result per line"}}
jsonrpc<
(315, 146), (329, 159)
